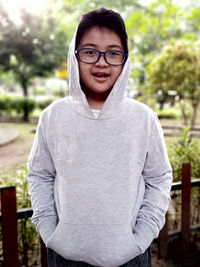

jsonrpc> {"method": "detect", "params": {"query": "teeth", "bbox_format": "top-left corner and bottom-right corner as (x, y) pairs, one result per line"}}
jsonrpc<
(94, 73), (107, 77)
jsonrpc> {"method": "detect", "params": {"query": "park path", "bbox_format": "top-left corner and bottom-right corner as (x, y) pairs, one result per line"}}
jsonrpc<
(0, 137), (33, 169)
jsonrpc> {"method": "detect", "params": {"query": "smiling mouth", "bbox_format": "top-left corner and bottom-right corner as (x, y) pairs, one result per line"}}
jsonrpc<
(93, 72), (109, 77)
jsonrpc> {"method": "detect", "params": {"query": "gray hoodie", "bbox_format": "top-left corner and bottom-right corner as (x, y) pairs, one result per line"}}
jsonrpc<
(27, 32), (172, 267)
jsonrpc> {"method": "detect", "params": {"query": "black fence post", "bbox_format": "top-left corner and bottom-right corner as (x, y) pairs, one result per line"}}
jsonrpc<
(158, 213), (168, 258)
(1, 186), (18, 267)
(41, 237), (48, 267)
(181, 162), (191, 257)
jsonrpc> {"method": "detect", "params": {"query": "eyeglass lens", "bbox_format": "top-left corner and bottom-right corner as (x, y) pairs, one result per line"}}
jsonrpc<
(78, 48), (125, 65)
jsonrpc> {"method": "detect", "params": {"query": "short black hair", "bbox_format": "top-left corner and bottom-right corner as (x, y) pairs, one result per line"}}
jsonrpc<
(75, 7), (128, 54)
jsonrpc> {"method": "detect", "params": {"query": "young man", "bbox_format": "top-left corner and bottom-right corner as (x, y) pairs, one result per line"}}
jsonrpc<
(27, 8), (172, 267)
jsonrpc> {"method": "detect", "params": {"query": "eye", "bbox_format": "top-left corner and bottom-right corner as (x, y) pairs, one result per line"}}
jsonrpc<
(107, 50), (122, 57)
(83, 49), (96, 56)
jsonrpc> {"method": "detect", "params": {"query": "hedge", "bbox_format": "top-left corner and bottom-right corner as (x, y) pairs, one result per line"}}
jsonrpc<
(0, 95), (54, 116)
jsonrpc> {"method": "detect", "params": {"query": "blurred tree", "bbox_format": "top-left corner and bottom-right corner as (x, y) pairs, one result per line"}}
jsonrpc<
(0, 3), (68, 121)
(148, 39), (200, 127)
(2, 0), (199, 121)
(125, 0), (184, 98)
(58, 0), (147, 43)
(186, 1), (200, 30)
(62, 0), (145, 13)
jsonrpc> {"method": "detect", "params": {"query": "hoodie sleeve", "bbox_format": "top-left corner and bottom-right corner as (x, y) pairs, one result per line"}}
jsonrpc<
(27, 111), (57, 245)
(133, 113), (172, 252)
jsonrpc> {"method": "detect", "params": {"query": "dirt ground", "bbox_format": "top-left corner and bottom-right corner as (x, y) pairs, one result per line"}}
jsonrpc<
(0, 122), (35, 174)
(0, 138), (33, 169)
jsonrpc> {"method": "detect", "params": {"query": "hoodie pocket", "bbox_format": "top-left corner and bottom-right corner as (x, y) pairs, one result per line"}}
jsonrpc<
(46, 221), (142, 267)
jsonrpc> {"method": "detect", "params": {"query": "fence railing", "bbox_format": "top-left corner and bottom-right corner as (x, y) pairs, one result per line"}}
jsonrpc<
(158, 162), (200, 260)
(0, 186), (47, 267)
(0, 162), (200, 267)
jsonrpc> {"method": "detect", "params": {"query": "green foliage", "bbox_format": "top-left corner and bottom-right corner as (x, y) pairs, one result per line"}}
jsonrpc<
(1, 0), (200, 121)
(37, 98), (54, 110)
(0, 95), (11, 112)
(157, 108), (179, 120)
(1, 165), (31, 209)
(148, 39), (200, 126)
(0, 7), (68, 79)
(0, 95), (36, 116)
(0, 95), (54, 116)
(62, 0), (141, 13)
(124, 0), (184, 99)
(0, 3), (68, 120)
(148, 40), (199, 95)
(33, 87), (46, 96)
(167, 127), (200, 182)
(187, 6), (200, 32)
(0, 165), (40, 266)
(13, 98), (36, 115)
(124, 0), (200, 103)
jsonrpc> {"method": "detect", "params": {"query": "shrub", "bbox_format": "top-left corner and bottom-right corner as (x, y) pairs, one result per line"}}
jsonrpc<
(148, 40), (200, 127)
(37, 98), (54, 110)
(0, 95), (55, 117)
(167, 127), (200, 181)
(0, 165), (40, 266)
(0, 95), (37, 116)
(33, 87), (46, 96)
(11, 98), (37, 115)
(157, 110), (177, 119)
(0, 95), (13, 114)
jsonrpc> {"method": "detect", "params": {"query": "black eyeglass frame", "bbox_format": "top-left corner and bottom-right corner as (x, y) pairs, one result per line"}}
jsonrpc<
(75, 48), (128, 66)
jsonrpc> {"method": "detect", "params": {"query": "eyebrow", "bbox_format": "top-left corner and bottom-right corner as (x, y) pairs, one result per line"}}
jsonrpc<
(79, 43), (123, 50)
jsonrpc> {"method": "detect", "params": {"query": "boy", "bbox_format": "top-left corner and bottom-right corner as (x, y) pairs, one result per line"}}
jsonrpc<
(27, 8), (172, 267)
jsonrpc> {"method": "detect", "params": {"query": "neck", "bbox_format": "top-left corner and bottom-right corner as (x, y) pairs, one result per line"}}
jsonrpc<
(81, 84), (111, 109)
(86, 96), (104, 109)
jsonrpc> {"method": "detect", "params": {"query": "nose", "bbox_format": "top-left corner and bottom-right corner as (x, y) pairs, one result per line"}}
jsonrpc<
(95, 53), (108, 66)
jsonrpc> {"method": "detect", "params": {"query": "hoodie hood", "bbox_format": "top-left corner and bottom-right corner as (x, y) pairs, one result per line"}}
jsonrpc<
(67, 29), (130, 120)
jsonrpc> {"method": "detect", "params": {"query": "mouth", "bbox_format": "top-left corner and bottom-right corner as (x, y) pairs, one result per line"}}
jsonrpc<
(92, 72), (110, 82)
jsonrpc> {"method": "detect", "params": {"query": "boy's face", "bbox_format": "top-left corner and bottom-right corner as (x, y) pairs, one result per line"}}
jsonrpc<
(77, 27), (124, 107)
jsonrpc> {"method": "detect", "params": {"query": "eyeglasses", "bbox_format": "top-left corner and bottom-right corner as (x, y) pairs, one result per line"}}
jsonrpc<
(75, 48), (128, 66)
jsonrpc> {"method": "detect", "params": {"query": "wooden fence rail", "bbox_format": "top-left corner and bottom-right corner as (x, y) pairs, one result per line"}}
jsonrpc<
(0, 162), (200, 267)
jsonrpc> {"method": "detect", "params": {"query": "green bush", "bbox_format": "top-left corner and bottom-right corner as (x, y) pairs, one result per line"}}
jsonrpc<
(167, 127), (200, 181)
(0, 95), (55, 116)
(33, 87), (46, 96)
(154, 104), (182, 120)
(37, 98), (54, 110)
(0, 95), (13, 114)
(0, 165), (40, 266)
(0, 95), (37, 116)
(11, 98), (37, 115)
(157, 110), (177, 119)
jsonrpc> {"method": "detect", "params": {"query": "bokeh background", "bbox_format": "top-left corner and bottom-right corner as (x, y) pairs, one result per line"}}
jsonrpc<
(0, 0), (200, 266)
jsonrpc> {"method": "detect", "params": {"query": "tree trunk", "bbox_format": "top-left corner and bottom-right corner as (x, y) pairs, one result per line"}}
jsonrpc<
(159, 100), (164, 110)
(22, 81), (29, 122)
(179, 100), (188, 126)
(191, 101), (199, 129)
